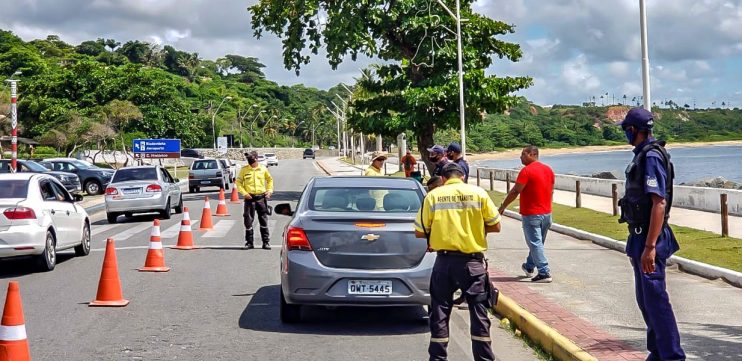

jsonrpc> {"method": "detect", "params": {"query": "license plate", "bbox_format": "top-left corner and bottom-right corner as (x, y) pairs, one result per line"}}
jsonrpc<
(200, 180), (211, 184)
(348, 280), (392, 295)
(122, 188), (140, 195)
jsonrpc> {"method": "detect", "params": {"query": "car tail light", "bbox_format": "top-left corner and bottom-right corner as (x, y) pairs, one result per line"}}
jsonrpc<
(105, 187), (119, 195)
(146, 184), (162, 192)
(286, 226), (312, 251)
(188, 173), (194, 179)
(4, 207), (37, 220)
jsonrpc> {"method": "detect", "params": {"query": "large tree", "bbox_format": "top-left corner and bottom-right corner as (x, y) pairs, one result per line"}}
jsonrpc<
(249, 0), (531, 160)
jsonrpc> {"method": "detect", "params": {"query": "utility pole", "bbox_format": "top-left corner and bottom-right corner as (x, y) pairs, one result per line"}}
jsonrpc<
(5, 72), (21, 172)
(640, 0), (652, 111)
(436, 0), (467, 158)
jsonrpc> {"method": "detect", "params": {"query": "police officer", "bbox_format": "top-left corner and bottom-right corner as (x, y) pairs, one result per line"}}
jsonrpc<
(427, 145), (449, 177)
(236, 151), (274, 249)
(618, 108), (685, 361)
(415, 163), (502, 361)
(446, 142), (470, 183)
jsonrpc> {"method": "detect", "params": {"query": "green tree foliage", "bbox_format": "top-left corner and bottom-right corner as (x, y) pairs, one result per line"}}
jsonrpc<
(249, 0), (532, 163)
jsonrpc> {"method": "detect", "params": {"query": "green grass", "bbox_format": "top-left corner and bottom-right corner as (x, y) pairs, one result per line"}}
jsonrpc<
(487, 190), (742, 272)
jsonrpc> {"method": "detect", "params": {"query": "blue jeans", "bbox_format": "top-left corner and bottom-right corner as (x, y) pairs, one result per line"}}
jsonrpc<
(522, 214), (552, 275)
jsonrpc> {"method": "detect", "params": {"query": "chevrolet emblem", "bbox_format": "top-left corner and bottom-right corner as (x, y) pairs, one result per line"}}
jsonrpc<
(361, 234), (381, 241)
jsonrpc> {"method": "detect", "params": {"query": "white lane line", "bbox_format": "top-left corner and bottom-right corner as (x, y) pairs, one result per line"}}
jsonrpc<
(90, 244), (250, 252)
(99, 223), (151, 242)
(160, 221), (200, 238)
(91, 223), (119, 236)
(203, 220), (236, 238)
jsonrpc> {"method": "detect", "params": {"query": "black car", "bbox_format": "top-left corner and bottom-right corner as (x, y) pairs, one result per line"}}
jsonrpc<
(181, 149), (203, 158)
(40, 158), (114, 195)
(0, 159), (82, 193)
(303, 148), (315, 159)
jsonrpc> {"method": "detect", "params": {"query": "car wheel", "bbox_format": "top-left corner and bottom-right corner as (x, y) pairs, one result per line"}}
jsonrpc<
(174, 196), (184, 214)
(74, 222), (91, 257)
(107, 212), (118, 224)
(36, 230), (56, 272)
(279, 288), (301, 323)
(161, 198), (172, 219)
(85, 180), (102, 195)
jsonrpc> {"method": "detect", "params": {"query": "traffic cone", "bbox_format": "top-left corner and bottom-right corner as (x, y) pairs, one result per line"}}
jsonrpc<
(139, 219), (170, 272)
(230, 187), (241, 204)
(215, 188), (230, 217)
(0, 281), (31, 361)
(199, 197), (214, 231)
(173, 207), (195, 250)
(90, 238), (130, 307)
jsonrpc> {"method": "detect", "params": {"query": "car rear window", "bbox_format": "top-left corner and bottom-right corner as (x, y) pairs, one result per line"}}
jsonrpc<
(310, 187), (422, 213)
(193, 160), (218, 170)
(112, 168), (158, 182)
(0, 180), (29, 198)
(265, 153), (276, 157)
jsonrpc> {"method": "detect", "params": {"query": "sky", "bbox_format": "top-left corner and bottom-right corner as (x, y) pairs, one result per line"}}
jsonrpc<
(2, 0), (741, 108)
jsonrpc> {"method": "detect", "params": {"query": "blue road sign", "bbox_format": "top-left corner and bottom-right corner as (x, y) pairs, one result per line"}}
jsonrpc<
(133, 139), (181, 158)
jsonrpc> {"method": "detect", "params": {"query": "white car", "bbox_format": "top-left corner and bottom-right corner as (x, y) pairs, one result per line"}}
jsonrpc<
(219, 159), (237, 182)
(264, 153), (279, 166)
(257, 154), (269, 167)
(0, 173), (91, 271)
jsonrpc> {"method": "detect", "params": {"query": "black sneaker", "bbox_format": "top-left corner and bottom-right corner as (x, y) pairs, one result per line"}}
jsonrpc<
(521, 263), (535, 277)
(531, 273), (552, 283)
(245, 243), (254, 249)
(262, 243), (272, 250)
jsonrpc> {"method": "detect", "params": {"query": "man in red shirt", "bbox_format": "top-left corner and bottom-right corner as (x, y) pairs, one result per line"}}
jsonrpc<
(498, 146), (555, 283)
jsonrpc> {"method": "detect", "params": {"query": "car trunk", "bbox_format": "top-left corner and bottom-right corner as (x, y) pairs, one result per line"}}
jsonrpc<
(0, 199), (32, 228)
(302, 213), (428, 270)
(109, 181), (157, 199)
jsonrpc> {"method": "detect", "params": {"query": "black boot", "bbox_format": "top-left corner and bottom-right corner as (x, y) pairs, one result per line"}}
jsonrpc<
(245, 230), (254, 249)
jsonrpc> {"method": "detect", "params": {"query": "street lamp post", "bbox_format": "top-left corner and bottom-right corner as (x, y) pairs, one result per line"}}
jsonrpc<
(436, 0), (466, 158)
(4, 71), (21, 172)
(248, 110), (267, 147)
(238, 104), (259, 149)
(211, 96), (232, 149)
(639, 0), (652, 111)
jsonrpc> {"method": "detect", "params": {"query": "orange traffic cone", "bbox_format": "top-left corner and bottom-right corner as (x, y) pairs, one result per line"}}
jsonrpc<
(172, 207), (195, 250)
(0, 281), (31, 361)
(139, 219), (170, 272)
(199, 197), (214, 231)
(215, 188), (230, 216)
(90, 238), (130, 307)
(230, 187), (241, 204)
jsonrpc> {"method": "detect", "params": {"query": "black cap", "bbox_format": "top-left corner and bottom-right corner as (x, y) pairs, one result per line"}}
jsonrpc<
(441, 162), (463, 174)
(618, 108), (654, 130)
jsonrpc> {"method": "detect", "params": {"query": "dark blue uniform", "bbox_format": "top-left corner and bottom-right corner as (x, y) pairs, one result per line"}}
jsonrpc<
(453, 158), (470, 183)
(624, 138), (685, 361)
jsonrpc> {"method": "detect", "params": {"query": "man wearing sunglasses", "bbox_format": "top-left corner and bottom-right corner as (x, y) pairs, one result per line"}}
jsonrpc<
(618, 108), (685, 361)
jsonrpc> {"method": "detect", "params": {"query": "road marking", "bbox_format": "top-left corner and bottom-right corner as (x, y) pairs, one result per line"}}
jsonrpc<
(90, 244), (249, 252)
(203, 220), (236, 238)
(99, 223), (150, 242)
(91, 223), (119, 236)
(160, 221), (200, 238)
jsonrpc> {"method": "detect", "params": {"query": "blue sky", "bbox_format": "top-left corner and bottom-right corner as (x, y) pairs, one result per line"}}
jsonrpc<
(2, 0), (741, 108)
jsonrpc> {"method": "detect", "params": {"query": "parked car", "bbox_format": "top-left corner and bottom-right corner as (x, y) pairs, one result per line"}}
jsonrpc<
(273, 176), (432, 323)
(188, 159), (230, 193)
(257, 154), (269, 167)
(40, 158), (114, 195)
(0, 173), (90, 271)
(181, 148), (203, 159)
(219, 159), (237, 182)
(264, 153), (279, 166)
(303, 148), (315, 159)
(104, 165), (183, 223)
(0, 160), (81, 193)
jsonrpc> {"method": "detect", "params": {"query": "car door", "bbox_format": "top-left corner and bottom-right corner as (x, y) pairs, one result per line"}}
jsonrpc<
(49, 180), (83, 247)
(160, 168), (180, 207)
(38, 179), (71, 246)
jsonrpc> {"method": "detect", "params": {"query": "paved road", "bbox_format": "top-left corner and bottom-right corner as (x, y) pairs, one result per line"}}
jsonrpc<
(0, 159), (536, 361)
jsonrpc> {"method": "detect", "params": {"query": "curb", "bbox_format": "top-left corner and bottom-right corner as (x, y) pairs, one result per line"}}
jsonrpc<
(315, 160), (332, 176)
(494, 294), (597, 361)
(501, 210), (742, 288)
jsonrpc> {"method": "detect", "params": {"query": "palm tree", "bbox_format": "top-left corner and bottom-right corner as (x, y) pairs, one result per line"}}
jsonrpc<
(623, 94), (627, 105)
(600, 95), (604, 106)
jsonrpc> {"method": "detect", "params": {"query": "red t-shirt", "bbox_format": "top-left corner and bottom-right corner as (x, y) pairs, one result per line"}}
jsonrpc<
(516, 161), (555, 216)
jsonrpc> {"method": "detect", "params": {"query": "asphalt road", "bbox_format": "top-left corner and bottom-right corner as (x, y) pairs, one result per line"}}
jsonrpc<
(0, 159), (536, 361)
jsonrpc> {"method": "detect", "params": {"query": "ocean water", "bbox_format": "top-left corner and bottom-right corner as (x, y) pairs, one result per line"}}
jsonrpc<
(476, 145), (742, 184)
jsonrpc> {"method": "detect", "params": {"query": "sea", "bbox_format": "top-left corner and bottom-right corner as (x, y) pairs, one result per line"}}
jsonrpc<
(475, 145), (742, 184)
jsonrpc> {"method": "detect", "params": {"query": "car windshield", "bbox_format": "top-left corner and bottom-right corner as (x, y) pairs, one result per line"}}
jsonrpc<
(193, 160), (218, 170)
(112, 168), (158, 182)
(0, 180), (29, 198)
(310, 187), (422, 213)
(304, 149), (313, 154)
(265, 153), (276, 158)
(22, 161), (50, 172)
(69, 160), (94, 169)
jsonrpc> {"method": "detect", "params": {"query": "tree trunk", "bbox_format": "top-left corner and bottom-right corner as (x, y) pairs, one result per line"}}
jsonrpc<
(417, 122), (436, 175)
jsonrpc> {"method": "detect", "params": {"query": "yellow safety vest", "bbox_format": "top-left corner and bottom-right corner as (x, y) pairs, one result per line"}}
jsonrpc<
(236, 164), (274, 196)
(414, 178), (500, 253)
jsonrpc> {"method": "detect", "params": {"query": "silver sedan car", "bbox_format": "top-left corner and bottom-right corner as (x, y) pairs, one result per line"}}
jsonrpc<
(274, 176), (433, 323)
(104, 165), (183, 223)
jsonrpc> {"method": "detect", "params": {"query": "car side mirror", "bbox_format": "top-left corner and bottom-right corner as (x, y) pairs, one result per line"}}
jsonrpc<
(274, 203), (293, 216)
(73, 194), (83, 202)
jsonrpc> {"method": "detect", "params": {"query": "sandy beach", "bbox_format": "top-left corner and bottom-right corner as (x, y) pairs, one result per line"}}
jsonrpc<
(465, 140), (742, 161)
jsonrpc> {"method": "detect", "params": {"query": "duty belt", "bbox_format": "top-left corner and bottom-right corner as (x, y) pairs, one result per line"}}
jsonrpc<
(436, 250), (484, 260)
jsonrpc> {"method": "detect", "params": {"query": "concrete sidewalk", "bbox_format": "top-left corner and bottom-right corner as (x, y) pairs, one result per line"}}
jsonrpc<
(319, 157), (742, 361)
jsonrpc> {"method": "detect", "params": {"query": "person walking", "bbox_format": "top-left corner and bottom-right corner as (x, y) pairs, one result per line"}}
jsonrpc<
(427, 145), (449, 177)
(498, 146), (555, 283)
(618, 108), (685, 361)
(236, 151), (274, 250)
(401, 150), (418, 177)
(415, 163), (502, 361)
(364, 154), (387, 176)
(446, 142), (470, 183)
